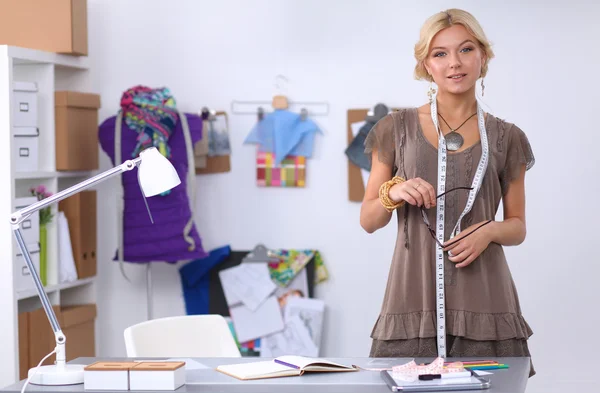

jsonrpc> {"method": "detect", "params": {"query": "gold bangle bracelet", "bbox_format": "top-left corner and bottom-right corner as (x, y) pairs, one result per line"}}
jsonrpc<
(378, 176), (406, 212)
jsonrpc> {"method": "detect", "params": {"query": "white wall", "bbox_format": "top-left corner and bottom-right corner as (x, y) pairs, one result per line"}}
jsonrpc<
(87, 1), (600, 392)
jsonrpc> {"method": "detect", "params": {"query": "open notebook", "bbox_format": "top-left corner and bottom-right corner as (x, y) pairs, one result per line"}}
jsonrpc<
(216, 356), (358, 380)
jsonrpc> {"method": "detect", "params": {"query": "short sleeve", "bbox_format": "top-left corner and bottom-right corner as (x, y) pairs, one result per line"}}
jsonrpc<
(500, 124), (535, 195)
(363, 113), (396, 169)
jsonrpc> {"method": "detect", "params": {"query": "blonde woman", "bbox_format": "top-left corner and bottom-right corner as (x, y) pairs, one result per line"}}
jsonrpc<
(360, 9), (535, 376)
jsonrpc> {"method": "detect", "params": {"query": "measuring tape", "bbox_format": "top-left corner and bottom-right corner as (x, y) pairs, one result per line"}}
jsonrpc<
(430, 93), (490, 357)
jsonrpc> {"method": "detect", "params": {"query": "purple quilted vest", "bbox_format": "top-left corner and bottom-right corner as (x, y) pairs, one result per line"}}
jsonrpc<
(98, 112), (207, 263)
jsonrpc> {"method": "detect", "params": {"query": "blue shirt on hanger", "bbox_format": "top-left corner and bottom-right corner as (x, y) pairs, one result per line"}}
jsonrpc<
(244, 109), (321, 165)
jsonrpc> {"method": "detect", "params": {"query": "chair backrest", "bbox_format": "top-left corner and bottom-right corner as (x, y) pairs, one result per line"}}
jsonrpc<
(123, 314), (241, 358)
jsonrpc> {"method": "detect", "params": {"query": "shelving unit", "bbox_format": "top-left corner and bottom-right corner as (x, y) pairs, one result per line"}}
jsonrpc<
(0, 45), (97, 387)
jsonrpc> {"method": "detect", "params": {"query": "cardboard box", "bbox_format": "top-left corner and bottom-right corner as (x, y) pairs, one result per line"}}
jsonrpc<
(59, 191), (97, 279)
(0, 0), (88, 56)
(18, 312), (29, 381)
(22, 304), (96, 373)
(55, 91), (101, 171)
(60, 304), (97, 361)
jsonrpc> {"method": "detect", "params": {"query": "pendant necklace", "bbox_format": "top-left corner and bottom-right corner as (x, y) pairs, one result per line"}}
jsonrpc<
(438, 112), (477, 151)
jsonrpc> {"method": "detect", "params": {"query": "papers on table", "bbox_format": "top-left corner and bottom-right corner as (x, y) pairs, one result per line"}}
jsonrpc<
(219, 259), (326, 357)
(284, 297), (325, 349)
(229, 296), (285, 343)
(219, 263), (276, 310)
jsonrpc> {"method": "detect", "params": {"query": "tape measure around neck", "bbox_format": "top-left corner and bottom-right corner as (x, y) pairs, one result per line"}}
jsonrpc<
(430, 94), (490, 357)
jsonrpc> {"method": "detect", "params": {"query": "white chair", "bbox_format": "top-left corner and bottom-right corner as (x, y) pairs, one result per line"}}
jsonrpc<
(124, 314), (241, 358)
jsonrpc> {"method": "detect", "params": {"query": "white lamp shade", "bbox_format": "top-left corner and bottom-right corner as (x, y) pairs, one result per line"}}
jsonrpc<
(137, 147), (181, 197)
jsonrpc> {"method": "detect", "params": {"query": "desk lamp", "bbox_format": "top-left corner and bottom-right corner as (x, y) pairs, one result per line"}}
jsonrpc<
(9, 147), (181, 385)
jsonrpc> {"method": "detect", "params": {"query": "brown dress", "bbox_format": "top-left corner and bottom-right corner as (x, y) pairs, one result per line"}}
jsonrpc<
(364, 108), (536, 376)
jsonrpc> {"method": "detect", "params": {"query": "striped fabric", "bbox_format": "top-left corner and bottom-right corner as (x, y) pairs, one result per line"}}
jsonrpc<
(256, 152), (306, 187)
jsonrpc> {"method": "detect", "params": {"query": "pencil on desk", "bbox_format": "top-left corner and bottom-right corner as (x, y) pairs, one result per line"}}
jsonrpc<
(465, 364), (509, 370)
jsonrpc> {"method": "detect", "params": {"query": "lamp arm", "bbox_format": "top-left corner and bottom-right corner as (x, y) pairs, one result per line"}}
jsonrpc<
(9, 157), (140, 368)
(10, 157), (141, 225)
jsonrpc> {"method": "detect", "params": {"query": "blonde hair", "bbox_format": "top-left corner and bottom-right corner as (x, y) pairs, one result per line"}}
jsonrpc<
(414, 9), (494, 81)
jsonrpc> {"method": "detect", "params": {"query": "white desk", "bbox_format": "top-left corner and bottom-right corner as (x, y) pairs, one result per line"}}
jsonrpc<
(1, 357), (530, 393)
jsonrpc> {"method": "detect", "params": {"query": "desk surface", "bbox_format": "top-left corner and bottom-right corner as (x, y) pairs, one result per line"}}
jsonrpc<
(1, 357), (530, 393)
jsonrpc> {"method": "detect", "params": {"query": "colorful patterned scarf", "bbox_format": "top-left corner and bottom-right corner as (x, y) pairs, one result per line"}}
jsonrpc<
(120, 86), (178, 158)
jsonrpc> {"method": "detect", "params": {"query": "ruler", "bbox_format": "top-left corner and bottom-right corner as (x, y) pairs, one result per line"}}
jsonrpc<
(430, 93), (490, 357)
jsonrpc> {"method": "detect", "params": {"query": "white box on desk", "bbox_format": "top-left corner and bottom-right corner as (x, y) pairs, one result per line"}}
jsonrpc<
(12, 126), (40, 172)
(84, 361), (139, 390)
(129, 362), (186, 391)
(12, 81), (38, 127)
(14, 197), (40, 245)
(14, 242), (40, 292)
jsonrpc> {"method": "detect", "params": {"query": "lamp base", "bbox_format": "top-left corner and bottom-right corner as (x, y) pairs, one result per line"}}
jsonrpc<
(28, 364), (85, 385)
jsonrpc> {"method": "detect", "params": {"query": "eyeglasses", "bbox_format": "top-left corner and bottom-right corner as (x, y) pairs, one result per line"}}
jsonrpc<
(420, 186), (492, 249)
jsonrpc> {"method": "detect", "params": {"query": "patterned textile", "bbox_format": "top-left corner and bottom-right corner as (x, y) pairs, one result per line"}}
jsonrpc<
(267, 249), (329, 287)
(120, 85), (178, 158)
(256, 152), (306, 187)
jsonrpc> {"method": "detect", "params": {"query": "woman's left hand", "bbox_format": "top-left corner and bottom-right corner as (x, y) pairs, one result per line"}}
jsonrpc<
(443, 221), (494, 268)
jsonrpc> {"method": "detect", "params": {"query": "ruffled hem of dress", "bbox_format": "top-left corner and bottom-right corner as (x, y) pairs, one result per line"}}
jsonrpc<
(370, 310), (533, 342)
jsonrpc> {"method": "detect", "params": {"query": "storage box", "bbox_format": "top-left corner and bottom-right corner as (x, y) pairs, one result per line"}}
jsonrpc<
(84, 361), (137, 390)
(129, 362), (186, 391)
(0, 0), (88, 56)
(55, 91), (101, 171)
(59, 191), (96, 279)
(12, 82), (38, 128)
(26, 306), (62, 369)
(14, 242), (40, 292)
(24, 304), (96, 373)
(12, 127), (40, 172)
(18, 312), (29, 380)
(14, 197), (40, 245)
(60, 304), (97, 360)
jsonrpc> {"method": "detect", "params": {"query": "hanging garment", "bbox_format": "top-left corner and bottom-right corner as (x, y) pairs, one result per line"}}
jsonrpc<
(244, 109), (321, 165)
(205, 112), (231, 156)
(98, 110), (207, 264)
(179, 245), (231, 315)
(256, 152), (306, 187)
(345, 103), (389, 171)
(194, 119), (209, 169)
(120, 86), (178, 159)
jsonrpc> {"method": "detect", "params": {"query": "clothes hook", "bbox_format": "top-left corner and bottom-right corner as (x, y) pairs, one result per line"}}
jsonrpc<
(300, 107), (308, 120)
(258, 106), (265, 121)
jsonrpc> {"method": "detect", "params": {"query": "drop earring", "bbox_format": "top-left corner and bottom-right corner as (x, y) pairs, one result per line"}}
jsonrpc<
(427, 79), (436, 103)
(481, 77), (485, 96)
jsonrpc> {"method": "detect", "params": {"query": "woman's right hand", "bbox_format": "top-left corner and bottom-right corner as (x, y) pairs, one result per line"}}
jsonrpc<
(389, 177), (436, 209)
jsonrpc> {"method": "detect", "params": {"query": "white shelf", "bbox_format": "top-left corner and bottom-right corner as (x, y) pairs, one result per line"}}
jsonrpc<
(16, 277), (95, 301)
(14, 170), (98, 180)
(5, 46), (89, 70)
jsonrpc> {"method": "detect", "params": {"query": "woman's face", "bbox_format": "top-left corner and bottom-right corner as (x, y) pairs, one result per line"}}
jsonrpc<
(424, 24), (486, 96)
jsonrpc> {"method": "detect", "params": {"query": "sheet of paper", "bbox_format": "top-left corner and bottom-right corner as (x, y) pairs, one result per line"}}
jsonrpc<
(284, 297), (325, 350)
(58, 212), (78, 283)
(350, 120), (371, 187)
(224, 263), (276, 311)
(218, 267), (242, 307)
(274, 267), (308, 300)
(473, 370), (493, 376)
(229, 295), (284, 343)
(260, 315), (318, 358)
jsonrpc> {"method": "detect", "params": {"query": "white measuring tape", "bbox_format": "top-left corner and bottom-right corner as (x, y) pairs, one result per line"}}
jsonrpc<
(430, 93), (490, 358)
